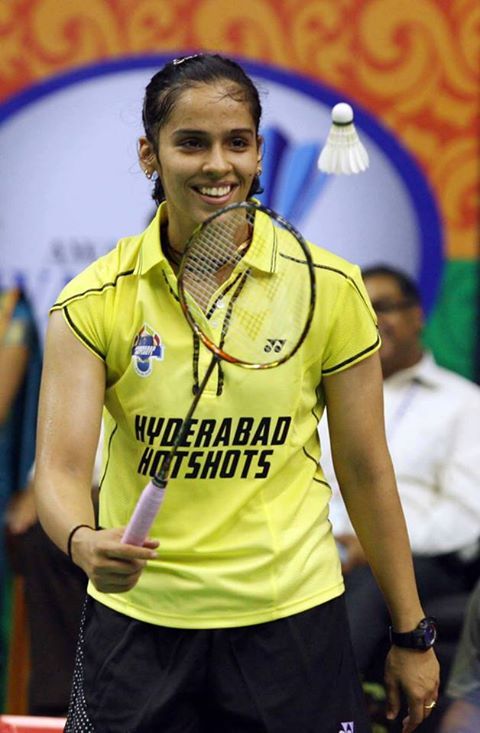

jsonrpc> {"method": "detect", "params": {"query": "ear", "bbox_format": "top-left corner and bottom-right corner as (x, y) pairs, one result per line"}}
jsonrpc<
(138, 136), (158, 177)
(257, 135), (264, 167)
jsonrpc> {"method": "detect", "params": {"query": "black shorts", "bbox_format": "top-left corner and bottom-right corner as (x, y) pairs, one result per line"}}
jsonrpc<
(65, 594), (371, 733)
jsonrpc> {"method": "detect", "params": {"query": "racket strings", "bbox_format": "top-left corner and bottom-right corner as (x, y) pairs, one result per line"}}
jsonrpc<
(182, 209), (251, 311)
(180, 205), (314, 366)
(218, 271), (248, 350)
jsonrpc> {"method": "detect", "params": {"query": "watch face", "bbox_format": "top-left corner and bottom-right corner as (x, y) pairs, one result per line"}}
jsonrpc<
(390, 617), (438, 650)
(420, 619), (437, 646)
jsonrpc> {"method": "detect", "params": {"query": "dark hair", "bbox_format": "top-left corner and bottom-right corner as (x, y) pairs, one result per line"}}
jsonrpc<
(361, 264), (421, 304)
(142, 53), (263, 205)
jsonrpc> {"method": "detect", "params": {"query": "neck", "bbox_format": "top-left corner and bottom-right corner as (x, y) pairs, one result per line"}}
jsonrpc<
(161, 221), (184, 266)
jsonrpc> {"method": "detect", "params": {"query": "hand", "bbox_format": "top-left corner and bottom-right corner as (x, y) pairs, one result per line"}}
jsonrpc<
(336, 533), (367, 574)
(5, 486), (38, 535)
(384, 645), (440, 733)
(71, 526), (159, 593)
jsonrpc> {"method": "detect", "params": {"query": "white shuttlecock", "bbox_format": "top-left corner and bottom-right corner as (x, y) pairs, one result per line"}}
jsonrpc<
(318, 102), (369, 175)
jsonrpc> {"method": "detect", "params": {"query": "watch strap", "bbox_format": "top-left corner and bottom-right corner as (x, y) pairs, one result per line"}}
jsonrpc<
(389, 616), (437, 651)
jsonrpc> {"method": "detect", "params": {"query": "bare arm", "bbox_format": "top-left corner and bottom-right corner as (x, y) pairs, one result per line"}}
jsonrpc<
(324, 352), (439, 733)
(34, 311), (158, 592)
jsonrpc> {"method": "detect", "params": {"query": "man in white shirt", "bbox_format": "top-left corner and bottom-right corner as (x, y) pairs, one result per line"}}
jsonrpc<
(320, 265), (480, 673)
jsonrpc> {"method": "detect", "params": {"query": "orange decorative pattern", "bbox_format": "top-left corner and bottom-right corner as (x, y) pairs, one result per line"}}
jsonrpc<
(0, 0), (478, 258)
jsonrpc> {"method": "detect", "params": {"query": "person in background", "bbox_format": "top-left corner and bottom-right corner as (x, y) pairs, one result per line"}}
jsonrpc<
(6, 427), (103, 716)
(35, 55), (438, 732)
(440, 580), (480, 733)
(0, 286), (41, 704)
(320, 264), (480, 676)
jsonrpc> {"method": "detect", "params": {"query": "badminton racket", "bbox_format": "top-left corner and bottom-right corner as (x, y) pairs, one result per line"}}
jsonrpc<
(122, 201), (316, 545)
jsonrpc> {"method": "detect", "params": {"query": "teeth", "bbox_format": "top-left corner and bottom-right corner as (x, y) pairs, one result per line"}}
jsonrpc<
(198, 185), (231, 197)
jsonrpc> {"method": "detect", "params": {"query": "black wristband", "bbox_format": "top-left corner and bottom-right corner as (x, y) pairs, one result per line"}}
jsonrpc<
(67, 523), (95, 561)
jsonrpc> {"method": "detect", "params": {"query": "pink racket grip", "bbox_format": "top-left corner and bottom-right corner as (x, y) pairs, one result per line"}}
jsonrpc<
(121, 480), (166, 546)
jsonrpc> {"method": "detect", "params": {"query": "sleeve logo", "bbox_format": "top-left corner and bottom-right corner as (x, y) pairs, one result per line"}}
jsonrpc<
(132, 323), (164, 377)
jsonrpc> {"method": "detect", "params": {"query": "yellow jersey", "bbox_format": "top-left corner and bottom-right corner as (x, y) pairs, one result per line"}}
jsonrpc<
(52, 204), (379, 628)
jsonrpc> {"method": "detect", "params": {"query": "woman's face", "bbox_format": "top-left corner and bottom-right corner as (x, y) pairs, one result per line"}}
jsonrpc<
(144, 82), (261, 250)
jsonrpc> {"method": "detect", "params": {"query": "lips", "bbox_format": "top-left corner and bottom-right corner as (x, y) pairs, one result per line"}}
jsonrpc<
(193, 183), (238, 202)
(197, 184), (232, 197)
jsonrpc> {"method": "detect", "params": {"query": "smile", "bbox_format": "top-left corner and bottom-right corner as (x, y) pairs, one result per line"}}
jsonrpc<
(196, 184), (234, 198)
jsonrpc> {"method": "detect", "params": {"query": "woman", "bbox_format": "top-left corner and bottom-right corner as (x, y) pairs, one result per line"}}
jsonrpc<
(35, 54), (439, 732)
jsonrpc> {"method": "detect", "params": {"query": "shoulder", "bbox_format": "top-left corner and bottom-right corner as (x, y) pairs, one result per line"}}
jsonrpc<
(52, 232), (143, 310)
(307, 242), (367, 294)
(308, 242), (359, 279)
(306, 242), (374, 314)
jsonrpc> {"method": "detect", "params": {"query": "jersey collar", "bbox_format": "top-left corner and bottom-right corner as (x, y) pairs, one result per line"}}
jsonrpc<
(243, 205), (279, 274)
(138, 201), (279, 276)
(138, 203), (168, 275)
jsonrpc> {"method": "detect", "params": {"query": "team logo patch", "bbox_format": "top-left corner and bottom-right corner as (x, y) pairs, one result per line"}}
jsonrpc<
(131, 323), (163, 377)
(338, 723), (354, 733)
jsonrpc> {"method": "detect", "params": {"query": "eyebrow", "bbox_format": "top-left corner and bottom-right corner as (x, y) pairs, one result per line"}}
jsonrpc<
(172, 128), (255, 136)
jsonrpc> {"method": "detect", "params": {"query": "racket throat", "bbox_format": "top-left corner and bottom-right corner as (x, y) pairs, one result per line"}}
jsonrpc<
(192, 354), (220, 399)
(152, 355), (220, 487)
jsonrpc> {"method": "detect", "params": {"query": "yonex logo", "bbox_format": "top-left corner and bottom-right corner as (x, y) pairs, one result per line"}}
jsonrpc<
(339, 723), (354, 733)
(264, 338), (286, 353)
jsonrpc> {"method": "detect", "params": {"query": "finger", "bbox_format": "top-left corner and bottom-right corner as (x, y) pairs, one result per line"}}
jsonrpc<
(423, 698), (438, 717)
(402, 698), (424, 733)
(92, 574), (142, 593)
(101, 529), (159, 551)
(103, 544), (158, 561)
(92, 566), (144, 586)
(402, 712), (411, 733)
(385, 679), (401, 721)
(95, 557), (148, 575)
(142, 539), (160, 549)
(422, 679), (440, 718)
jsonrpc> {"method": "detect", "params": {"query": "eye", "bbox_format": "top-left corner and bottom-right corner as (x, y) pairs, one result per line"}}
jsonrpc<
(230, 136), (250, 150)
(178, 137), (205, 150)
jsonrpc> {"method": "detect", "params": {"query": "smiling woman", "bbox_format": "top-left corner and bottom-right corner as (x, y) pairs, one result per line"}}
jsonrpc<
(138, 54), (263, 254)
(138, 80), (261, 252)
(34, 53), (439, 733)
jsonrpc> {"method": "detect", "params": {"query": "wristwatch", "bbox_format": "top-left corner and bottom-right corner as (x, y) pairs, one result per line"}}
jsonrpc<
(389, 617), (438, 651)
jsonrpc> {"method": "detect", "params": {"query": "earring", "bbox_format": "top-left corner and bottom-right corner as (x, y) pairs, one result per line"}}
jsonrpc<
(256, 166), (262, 177)
(145, 170), (152, 180)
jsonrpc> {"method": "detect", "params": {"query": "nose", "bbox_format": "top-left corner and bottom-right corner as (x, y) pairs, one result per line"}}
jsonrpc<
(202, 144), (232, 176)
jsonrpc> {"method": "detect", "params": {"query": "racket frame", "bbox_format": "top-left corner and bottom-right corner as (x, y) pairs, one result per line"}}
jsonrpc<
(177, 200), (316, 369)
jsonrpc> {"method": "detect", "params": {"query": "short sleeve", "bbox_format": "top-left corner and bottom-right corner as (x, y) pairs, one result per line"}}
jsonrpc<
(50, 265), (112, 361)
(322, 265), (380, 375)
